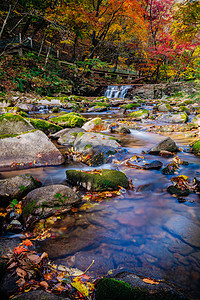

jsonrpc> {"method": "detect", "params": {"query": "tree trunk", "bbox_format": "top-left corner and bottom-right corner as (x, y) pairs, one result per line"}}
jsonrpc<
(44, 42), (52, 67)
(0, 4), (12, 39)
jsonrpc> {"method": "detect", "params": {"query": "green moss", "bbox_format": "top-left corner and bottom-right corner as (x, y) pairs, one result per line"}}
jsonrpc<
(93, 117), (103, 125)
(91, 102), (110, 107)
(22, 199), (37, 220)
(84, 144), (92, 150)
(78, 131), (85, 138)
(124, 103), (140, 109)
(66, 169), (129, 191)
(95, 278), (135, 300)
(0, 113), (26, 123)
(128, 109), (149, 119)
(180, 112), (188, 122)
(51, 112), (86, 128)
(192, 140), (200, 154)
(18, 111), (29, 118)
(28, 118), (62, 134)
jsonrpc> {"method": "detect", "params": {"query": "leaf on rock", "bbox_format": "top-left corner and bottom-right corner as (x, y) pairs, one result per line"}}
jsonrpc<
(142, 278), (159, 285)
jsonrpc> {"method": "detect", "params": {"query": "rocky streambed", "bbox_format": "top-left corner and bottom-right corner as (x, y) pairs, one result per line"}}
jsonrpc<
(0, 87), (200, 299)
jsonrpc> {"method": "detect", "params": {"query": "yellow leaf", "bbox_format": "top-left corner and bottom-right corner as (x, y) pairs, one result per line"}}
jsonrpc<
(71, 279), (89, 297)
(142, 278), (159, 285)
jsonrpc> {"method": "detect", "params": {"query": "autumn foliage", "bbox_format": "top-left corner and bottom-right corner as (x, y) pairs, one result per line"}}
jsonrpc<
(0, 0), (199, 82)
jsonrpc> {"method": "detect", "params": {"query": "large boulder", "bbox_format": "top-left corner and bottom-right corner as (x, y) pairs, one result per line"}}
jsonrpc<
(157, 112), (188, 123)
(22, 184), (81, 224)
(88, 105), (108, 112)
(66, 169), (129, 191)
(50, 112), (86, 128)
(0, 130), (64, 170)
(0, 113), (34, 137)
(74, 132), (121, 153)
(82, 117), (108, 132)
(0, 174), (42, 205)
(128, 109), (149, 121)
(73, 131), (123, 166)
(57, 128), (86, 146)
(149, 137), (179, 154)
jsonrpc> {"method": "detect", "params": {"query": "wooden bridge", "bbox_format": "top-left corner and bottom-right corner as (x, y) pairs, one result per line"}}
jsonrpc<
(0, 35), (144, 81)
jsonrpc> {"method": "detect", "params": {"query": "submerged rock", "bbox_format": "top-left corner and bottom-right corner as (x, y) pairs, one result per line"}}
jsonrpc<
(66, 169), (129, 191)
(142, 160), (163, 170)
(0, 113), (34, 137)
(82, 117), (108, 132)
(149, 137), (179, 154)
(0, 130), (64, 170)
(22, 184), (81, 224)
(167, 185), (190, 196)
(0, 174), (42, 205)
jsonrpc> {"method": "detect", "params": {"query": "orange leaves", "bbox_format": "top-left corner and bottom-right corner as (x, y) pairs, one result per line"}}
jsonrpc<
(22, 239), (33, 247)
(14, 246), (28, 255)
(142, 277), (160, 285)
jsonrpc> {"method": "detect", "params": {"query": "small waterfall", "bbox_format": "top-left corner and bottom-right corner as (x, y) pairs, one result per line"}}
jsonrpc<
(105, 85), (132, 99)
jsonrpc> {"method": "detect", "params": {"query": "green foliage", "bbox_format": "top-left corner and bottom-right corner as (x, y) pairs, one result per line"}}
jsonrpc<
(11, 199), (18, 208)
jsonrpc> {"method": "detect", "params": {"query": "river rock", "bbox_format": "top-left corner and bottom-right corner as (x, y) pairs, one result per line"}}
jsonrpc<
(167, 185), (190, 196)
(73, 131), (123, 166)
(98, 273), (186, 300)
(157, 103), (171, 112)
(0, 174), (42, 205)
(149, 137), (179, 154)
(66, 169), (129, 191)
(157, 112), (188, 123)
(22, 184), (81, 224)
(128, 109), (149, 121)
(50, 112), (86, 128)
(142, 160), (163, 170)
(88, 105), (107, 112)
(57, 128), (86, 146)
(0, 130), (65, 170)
(192, 140), (200, 155)
(0, 113), (34, 136)
(164, 215), (200, 247)
(82, 117), (108, 132)
(74, 132), (121, 153)
(109, 124), (131, 134)
(12, 290), (70, 300)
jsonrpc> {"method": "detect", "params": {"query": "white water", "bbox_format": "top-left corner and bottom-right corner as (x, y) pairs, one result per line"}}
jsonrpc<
(105, 85), (132, 98)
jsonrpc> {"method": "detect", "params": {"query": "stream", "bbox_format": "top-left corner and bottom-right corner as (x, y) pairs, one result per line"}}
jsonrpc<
(1, 108), (200, 298)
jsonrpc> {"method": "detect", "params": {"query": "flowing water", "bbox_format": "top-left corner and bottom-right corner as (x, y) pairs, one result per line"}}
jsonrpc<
(105, 85), (132, 98)
(1, 112), (200, 298)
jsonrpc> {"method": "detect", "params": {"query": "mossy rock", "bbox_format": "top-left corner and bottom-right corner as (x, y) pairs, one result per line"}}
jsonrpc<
(95, 278), (135, 300)
(0, 113), (34, 136)
(128, 109), (149, 120)
(51, 112), (86, 128)
(28, 118), (62, 135)
(167, 185), (190, 196)
(192, 140), (200, 154)
(124, 103), (140, 109)
(66, 169), (129, 191)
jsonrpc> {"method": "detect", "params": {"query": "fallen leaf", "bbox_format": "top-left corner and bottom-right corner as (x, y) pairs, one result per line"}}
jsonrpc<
(16, 267), (27, 278)
(142, 278), (159, 285)
(40, 281), (49, 289)
(27, 254), (42, 264)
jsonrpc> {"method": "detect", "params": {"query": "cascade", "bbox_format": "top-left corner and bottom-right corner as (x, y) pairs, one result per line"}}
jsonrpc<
(105, 85), (132, 99)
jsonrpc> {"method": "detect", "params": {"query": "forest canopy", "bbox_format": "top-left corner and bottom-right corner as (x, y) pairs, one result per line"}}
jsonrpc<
(0, 0), (200, 82)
